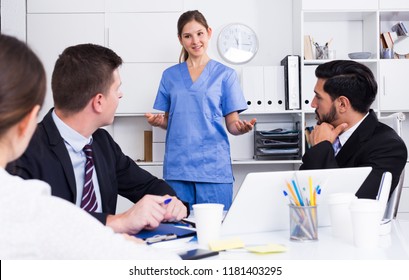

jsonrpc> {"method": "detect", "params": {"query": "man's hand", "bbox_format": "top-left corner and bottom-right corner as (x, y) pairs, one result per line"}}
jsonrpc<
(309, 122), (347, 146)
(162, 195), (188, 222)
(106, 195), (187, 234)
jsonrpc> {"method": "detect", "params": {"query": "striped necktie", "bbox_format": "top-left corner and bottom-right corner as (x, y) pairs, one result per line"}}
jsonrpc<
(332, 137), (342, 155)
(81, 144), (98, 212)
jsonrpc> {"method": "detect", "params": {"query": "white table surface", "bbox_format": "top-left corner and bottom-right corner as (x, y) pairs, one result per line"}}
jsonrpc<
(156, 219), (409, 260)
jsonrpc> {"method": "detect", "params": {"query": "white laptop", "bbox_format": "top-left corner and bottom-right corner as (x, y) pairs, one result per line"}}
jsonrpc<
(221, 167), (372, 236)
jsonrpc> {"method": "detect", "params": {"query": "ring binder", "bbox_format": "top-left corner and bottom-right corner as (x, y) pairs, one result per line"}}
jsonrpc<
(281, 55), (301, 110)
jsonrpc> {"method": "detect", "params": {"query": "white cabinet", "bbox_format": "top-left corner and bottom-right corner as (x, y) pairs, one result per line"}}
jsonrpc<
(379, 60), (409, 111)
(25, 0), (184, 117)
(301, 0), (377, 10)
(117, 63), (173, 114)
(378, 11), (409, 112)
(27, 13), (105, 117)
(105, 11), (181, 114)
(379, 0), (409, 10)
(106, 13), (180, 63)
(27, 0), (104, 13)
(105, 0), (183, 13)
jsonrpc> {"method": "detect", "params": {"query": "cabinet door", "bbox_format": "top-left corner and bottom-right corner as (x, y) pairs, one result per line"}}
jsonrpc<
(27, 14), (105, 117)
(379, 60), (409, 111)
(301, 0), (377, 10)
(27, 0), (104, 13)
(105, 0), (182, 12)
(116, 63), (173, 114)
(106, 13), (180, 63)
(380, 0), (409, 9)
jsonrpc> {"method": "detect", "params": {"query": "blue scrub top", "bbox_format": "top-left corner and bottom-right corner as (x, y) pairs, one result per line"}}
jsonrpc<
(153, 60), (248, 183)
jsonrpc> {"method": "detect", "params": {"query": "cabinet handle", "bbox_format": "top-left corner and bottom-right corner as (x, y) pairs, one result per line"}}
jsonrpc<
(383, 76), (386, 96)
(105, 28), (110, 47)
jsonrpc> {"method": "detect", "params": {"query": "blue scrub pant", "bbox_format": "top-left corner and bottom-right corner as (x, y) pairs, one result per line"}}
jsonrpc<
(166, 180), (233, 211)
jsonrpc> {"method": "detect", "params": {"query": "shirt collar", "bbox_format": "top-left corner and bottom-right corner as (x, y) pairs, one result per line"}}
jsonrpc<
(52, 109), (93, 152)
(338, 112), (369, 146)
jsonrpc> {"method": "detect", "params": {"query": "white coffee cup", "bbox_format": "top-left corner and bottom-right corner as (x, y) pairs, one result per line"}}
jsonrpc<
(350, 199), (382, 248)
(327, 193), (357, 241)
(192, 203), (224, 248)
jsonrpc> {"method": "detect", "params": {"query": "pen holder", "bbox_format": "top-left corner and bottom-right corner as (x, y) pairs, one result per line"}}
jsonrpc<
(315, 45), (328, 59)
(289, 204), (318, 242)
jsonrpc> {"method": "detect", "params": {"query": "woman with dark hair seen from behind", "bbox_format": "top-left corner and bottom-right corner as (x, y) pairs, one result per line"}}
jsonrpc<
(0, 34), (179, 260)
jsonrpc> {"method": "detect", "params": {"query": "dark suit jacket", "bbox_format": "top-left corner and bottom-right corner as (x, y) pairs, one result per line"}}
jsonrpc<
(300, 110), (407, 199)
(7, 109), (180, 224)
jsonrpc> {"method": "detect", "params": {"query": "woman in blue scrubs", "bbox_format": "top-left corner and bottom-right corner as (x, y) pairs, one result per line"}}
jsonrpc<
(145, 10), (256, 210)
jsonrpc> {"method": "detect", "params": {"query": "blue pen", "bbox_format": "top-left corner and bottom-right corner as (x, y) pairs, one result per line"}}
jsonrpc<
(163, 198), (172, 205)
(283, 190), (295, 205)
(292, 180), (304, 206)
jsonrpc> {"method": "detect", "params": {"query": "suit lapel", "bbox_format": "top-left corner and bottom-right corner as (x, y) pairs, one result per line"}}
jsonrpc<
(43, 109), (78, 199)
(336, 110), (378, 165)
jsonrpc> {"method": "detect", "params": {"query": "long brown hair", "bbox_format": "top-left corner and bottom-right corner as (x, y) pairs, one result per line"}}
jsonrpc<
(0, 34), (46, 137)
(177, 10), (209, 63)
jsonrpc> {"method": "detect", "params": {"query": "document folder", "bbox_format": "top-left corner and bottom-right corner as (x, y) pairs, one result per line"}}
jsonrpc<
(281, 55), (301, 110)
(135, 223), (196, 243)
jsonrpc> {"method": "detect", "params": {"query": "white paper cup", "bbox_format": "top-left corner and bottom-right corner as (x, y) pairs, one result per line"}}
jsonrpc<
(327, 193), (357, 241)
(192, 203), (224, 248)
(350, 199), (382, 248)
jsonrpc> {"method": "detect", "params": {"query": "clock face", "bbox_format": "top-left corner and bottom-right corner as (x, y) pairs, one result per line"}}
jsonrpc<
(217, 23), (258, 64)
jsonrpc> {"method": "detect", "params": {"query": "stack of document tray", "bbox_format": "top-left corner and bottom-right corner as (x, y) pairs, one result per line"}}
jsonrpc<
(254, 123), (301, 160)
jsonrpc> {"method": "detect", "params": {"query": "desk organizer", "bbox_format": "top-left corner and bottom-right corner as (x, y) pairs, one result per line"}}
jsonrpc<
(253, 122), (301, 160)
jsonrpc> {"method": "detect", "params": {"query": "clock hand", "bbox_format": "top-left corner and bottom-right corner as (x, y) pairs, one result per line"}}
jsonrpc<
(234, 36), (239, 47)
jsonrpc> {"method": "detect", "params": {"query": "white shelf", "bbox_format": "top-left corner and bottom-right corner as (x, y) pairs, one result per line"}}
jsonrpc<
(241, 110), (303, 115)
(115, 113), (146, 117)
(304, 59), (378, 65)
(303, 11), (377, 22)
(134, 161), (164, 166)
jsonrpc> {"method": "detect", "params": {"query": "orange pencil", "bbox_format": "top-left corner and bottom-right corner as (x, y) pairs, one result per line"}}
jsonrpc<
(286, 181), (301, 206)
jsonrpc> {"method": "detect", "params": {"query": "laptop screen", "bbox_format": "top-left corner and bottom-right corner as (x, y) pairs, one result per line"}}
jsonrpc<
(221, 167), (372, 236)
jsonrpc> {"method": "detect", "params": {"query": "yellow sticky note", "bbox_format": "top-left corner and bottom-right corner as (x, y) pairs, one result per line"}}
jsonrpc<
(208, 237), (245, 251)
(245, 243), (287, 254)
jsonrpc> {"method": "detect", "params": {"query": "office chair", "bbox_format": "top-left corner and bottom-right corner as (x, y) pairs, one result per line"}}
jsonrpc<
(378, 112), (406, 220)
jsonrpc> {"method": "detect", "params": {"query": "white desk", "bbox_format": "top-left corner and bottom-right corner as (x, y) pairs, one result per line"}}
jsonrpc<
(214, 220), (409, 259)
(157, 220), (409, 260)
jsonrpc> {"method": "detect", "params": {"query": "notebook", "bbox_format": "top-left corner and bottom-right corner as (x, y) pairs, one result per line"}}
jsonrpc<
(221, 167), (372, 236)
(135, 223), (196, 242)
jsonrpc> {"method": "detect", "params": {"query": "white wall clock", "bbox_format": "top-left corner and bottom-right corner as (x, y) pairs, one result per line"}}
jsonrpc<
(217, 23), (259, 64)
